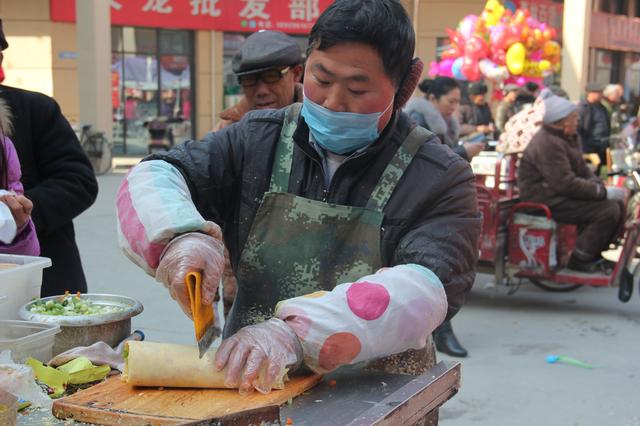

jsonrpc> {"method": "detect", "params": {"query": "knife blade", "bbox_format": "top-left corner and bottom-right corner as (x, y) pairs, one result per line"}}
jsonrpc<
(185, 271), (220, 358)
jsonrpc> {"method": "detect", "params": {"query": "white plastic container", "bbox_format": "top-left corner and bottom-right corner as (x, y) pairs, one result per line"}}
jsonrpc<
(0, 320), (61, 363)
(0, 254), (51, 320)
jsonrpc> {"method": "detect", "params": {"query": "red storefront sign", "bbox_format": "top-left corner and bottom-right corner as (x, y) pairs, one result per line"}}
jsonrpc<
(50, 0), (332, 34)
(590, 11), (640, 52)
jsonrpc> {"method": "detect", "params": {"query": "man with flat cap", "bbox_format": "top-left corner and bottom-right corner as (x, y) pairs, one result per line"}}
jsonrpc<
(578, 81), (610, 172)
(214, 30), (304, 130)
(0, 19), (98, 296)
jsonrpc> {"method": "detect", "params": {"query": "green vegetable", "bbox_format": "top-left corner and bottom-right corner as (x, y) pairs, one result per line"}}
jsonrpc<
(29, 294), (124, 316)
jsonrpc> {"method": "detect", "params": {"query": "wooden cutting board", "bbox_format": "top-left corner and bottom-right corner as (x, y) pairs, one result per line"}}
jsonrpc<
(52, 374), (322, 425)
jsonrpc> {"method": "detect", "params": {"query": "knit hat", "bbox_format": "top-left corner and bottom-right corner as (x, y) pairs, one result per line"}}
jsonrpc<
(540, 88), (576, 124)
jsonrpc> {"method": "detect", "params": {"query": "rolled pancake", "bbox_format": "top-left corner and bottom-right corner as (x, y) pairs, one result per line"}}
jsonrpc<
(122, 341), (287, 389)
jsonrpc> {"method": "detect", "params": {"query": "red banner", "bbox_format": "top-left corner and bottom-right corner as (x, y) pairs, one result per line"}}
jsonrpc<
(50, 0), (332, 34)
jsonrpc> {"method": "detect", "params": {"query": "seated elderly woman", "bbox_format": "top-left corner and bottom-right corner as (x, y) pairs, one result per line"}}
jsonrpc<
(517, 90), (625, 273)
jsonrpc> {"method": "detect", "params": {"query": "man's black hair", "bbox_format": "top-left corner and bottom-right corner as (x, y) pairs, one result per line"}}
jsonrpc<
(421, 77), (460, 100)
(307, 0), (415, 86)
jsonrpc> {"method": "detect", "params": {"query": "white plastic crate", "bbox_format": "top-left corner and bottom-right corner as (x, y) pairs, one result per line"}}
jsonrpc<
(0, 254), (51, 320)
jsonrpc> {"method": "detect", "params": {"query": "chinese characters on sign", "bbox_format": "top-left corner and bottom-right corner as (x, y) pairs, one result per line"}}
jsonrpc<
(190, 0), (221, 17)
(142, 0), (173, 14)
(50, 0), (332, 34)
(290, 0), (320, 22)
(239, 0), (271, 20)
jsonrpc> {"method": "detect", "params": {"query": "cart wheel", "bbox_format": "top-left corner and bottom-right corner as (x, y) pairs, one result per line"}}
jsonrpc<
(529, 278), (582, 292)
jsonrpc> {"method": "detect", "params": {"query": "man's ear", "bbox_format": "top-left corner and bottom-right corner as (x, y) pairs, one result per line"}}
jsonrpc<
(291, 64), (304, 83)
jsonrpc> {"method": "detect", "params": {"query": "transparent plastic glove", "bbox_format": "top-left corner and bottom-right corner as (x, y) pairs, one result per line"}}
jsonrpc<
(606, 186), (626, 201)
(48, 331), (144, 372)
(156, 231), (225, 319)
(214, 318), (303, 394)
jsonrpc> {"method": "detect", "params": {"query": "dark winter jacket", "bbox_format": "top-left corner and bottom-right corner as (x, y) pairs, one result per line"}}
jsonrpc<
(0, 85), (98, 296)
(455, 103), (494, 136)
(151, 108), (481, 320)
(578, 100), (610, 153)
(518, 125), (605, 207)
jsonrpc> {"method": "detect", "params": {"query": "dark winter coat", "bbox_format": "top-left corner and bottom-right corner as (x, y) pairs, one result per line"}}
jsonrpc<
(455, 103), (494, 136)
(518, 125), (606, 207)
(578, 100), (610, 154)
(151, 108), (481, 320)
(0, 85), (98, 296)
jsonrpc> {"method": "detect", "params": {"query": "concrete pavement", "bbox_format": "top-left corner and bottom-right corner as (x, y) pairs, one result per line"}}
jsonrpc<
(74, 173), (640, 426)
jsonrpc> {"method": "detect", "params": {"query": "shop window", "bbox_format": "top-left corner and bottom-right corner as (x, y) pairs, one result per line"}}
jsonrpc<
(111, 27), (194, 155)
(123, 28), (157, 54)
(159, 30), (192, 56)
(435, 37), (449, 62)
(600, 0), (628, 15)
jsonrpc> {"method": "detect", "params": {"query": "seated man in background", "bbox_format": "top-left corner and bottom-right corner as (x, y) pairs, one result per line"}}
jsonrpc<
(456, 82), (495, 138)
(517, 90), (624, 273)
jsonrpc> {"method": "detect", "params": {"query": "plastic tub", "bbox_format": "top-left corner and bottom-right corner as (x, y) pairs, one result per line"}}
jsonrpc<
(0, 320), (61, 363)
(0, 254), (51, 320)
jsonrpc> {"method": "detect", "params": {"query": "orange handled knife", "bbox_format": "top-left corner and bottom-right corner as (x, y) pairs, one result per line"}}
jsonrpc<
(185, 271), (219, 358)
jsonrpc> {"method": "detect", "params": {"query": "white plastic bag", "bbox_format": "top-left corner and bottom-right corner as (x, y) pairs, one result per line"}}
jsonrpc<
(0, 350), (52, 408)
(0, 189), (17, 244)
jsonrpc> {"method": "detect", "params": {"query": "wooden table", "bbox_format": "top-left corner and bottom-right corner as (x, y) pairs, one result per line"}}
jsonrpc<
(18, 361), (460, 425)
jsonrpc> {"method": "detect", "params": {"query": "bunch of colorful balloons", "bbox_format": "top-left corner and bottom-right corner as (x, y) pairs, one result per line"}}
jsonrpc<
(428, 0), (561, 86)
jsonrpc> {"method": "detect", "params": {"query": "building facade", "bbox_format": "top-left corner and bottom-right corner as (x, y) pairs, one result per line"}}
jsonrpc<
(3, 0), (639, 155)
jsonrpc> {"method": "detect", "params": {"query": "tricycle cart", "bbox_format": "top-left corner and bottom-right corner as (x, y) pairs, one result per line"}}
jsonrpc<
(473, 151), (640, 302)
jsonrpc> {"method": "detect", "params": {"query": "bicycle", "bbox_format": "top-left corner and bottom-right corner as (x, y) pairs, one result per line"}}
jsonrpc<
(79, 124), (113, 175)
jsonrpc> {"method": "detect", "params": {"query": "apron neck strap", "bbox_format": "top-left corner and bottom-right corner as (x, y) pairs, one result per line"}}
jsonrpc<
(366, 126), (432, 211)
(269, 103), (302, 193)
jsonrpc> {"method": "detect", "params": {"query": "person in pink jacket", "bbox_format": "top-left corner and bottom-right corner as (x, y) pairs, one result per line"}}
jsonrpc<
(0, 98), (39, 256)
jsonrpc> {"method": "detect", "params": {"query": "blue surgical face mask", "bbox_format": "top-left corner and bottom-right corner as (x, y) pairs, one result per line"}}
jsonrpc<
(300, 94), (393, 155)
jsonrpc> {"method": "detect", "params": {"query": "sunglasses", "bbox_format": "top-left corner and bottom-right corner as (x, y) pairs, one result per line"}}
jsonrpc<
(238, 67), (290, 88)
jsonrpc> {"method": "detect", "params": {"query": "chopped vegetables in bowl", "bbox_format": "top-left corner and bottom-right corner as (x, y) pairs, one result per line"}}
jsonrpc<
(28, 292), (126, 316)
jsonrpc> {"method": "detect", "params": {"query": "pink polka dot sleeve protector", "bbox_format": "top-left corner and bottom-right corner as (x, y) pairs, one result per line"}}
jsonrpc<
(274, 264), (448, 374)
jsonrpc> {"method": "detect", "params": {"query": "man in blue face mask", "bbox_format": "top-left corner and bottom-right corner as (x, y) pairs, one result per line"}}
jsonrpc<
(117, 1), (480, 421)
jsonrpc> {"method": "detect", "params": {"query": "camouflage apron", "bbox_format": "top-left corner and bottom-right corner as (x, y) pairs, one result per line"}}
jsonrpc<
(226, 104), (437, 401)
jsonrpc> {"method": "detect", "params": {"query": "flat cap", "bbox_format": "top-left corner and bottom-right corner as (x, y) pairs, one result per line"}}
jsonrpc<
(0, 20), (8, 51)
(503, 83), (520, 94)
(585, 81), (605, 93)
(232, 31), (302, 76)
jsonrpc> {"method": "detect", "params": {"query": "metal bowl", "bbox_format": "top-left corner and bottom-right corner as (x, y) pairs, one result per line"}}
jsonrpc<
(18, 294), (143, 356)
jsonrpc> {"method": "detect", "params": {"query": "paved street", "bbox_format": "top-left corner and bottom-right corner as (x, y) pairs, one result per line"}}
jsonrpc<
(75, 172), (640, 426)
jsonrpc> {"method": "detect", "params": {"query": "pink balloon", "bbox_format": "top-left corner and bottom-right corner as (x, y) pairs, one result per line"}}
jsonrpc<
(458, 15), (478, 40)
(491, 49), (507, 66)
(428, 61), (440, 77)
(462, 57), (481, 81)
(465, 35), (489, 61)
(490, 24), (508, 50)
(516, 76), (526, 86)
(529, 50), (543, 61)
(526, 17), (540, 29)
(439, 58), (454, 75)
